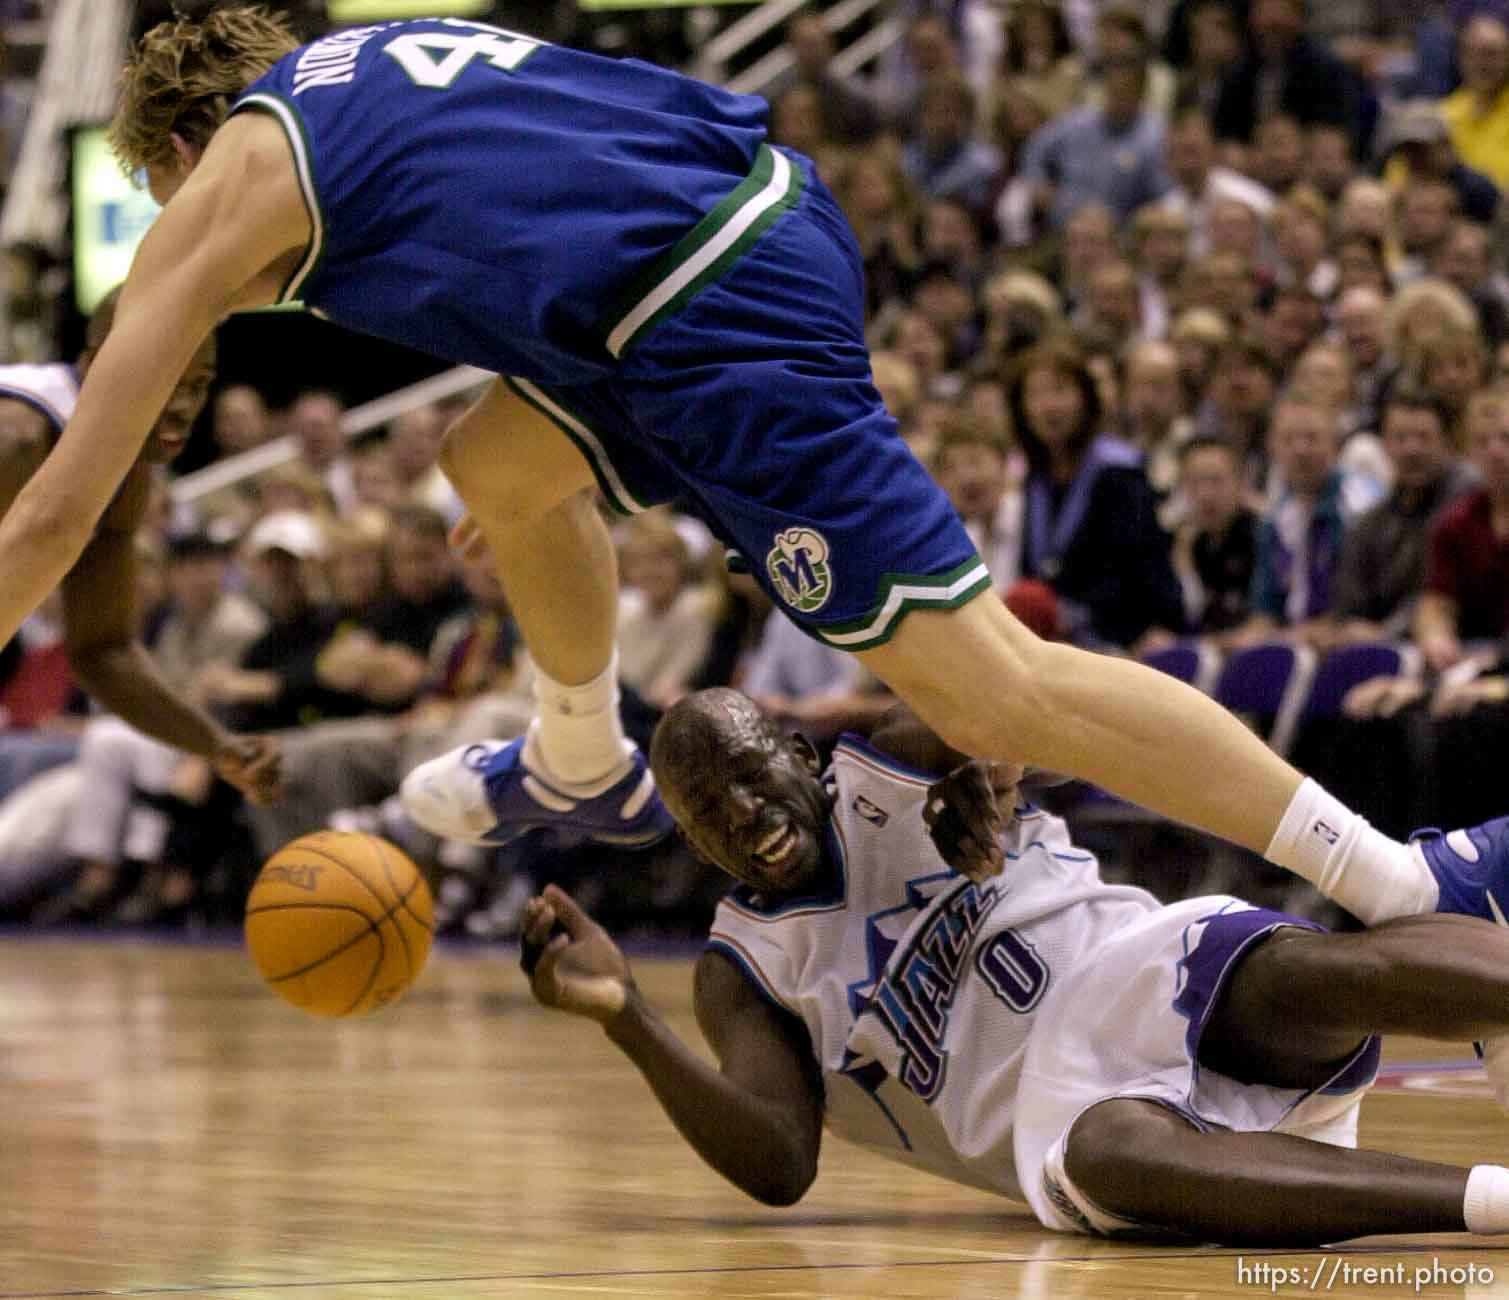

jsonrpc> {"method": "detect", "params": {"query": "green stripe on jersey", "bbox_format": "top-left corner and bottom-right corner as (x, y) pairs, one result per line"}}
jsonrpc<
(600, 143), (804, 360)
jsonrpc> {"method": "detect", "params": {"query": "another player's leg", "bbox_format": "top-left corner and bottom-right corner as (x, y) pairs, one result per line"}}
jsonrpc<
(857, 593), (1439, 923)
(1060, 916), (1509, 1244)
(401, 379), (670, 847)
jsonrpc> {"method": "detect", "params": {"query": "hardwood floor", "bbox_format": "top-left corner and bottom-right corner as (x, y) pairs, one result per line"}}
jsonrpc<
(3, 939), (1506, 1298)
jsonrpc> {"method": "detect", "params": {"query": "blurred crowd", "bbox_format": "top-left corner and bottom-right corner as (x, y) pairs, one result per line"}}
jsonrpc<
(6, 0), (1509, 931)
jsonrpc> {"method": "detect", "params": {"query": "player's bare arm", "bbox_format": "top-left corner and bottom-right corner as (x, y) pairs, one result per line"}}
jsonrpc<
(0, 111), (309, 653)
(59, 473), (281, 805)
(523, 884), (823, 1206)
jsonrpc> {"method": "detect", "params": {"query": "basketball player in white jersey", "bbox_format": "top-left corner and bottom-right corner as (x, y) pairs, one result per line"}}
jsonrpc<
(518, 688), (1509, 1244)
(0, 291), (280, 915)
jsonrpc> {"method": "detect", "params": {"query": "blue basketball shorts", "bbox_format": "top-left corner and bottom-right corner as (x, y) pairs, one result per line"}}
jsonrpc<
(506, 146), (988, 652)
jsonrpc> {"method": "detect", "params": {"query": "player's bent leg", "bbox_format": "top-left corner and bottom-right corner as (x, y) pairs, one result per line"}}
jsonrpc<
(428, 380), (673, 847)
(856, 593), (1302, 852)
(439, 379), (614, 686)
(1209, 914), (1509, 1107)
(1059, 1098), (1470, 1245)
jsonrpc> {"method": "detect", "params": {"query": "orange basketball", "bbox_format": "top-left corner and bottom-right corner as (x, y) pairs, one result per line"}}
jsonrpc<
(245, 831), (434, 1018)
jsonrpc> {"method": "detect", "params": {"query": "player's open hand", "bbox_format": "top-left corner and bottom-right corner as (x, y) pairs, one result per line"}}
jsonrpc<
(924, 760), (1022, 884)
(521, 884), (633, 1024)
(213, 733), (283, 805)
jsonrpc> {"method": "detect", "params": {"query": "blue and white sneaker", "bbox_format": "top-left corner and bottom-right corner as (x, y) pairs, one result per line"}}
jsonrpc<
(1412, 819), (1509, 925)
(400, 734), (674, 849)
(1412, 819), (1509, 1109)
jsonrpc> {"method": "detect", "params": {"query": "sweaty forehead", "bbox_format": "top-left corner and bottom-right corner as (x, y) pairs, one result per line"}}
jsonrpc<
(655, 695), (781, 793)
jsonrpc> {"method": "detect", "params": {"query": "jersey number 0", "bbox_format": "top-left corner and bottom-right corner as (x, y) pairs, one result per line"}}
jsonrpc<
(384, 28), (539, 89)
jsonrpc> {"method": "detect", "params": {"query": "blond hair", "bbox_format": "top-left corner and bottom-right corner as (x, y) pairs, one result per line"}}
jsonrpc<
(109, 4), (299, 173)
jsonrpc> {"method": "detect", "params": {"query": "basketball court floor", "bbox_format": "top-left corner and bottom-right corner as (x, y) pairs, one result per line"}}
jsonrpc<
(5, 938), (1509, 1299)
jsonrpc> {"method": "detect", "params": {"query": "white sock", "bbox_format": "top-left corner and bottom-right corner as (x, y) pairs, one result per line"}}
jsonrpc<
(528, 653), (634, 788)
(1264, 778), (1439, 925)
(1464, 1165), (1509, 1233)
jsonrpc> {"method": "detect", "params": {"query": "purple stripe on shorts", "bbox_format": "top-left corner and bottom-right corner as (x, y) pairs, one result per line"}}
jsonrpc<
(1172, 903), (1380, 1096)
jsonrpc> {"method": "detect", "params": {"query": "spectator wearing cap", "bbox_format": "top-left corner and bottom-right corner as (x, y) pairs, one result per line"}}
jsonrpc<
(1009, 9), (1171, 233)
(1383, 99), (1500, 224)
(902, 72), (1003, 215)
(1160, 108), (1274, 259)
(1442, 13), (1509, 190)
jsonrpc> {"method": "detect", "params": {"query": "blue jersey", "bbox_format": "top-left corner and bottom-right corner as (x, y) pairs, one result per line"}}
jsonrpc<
(231, 18), (770, 382)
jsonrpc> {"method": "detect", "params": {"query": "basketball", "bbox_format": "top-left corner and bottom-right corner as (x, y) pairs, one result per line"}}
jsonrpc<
(245, 831), (434, 1018)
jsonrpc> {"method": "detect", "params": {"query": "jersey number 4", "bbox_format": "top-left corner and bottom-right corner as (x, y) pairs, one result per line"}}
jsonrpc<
(384, 30), (539, 89)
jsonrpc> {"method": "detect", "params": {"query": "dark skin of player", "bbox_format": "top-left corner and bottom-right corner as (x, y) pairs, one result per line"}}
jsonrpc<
(526, 689), (1509, 1244)
(0, 333), (279, 805)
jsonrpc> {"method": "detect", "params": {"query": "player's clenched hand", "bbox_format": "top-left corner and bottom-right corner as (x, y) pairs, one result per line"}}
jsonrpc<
(521, 884), (633, 1024)
(213, 733), (283, 805)
(924, 760), (1022, 884)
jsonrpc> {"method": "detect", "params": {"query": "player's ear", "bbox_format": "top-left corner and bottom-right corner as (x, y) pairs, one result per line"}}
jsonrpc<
(790, 734), (821, 777)
(169, 132), (205, 175)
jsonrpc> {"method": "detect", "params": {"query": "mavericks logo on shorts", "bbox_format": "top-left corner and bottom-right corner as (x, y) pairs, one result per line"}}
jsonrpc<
(767, 528), (834, 614)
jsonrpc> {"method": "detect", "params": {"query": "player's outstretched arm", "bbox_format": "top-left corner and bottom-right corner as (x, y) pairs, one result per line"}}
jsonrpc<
(0, 112), (307, 652)
(61, 515), (283, 805)
(524, 886), (823, 1206)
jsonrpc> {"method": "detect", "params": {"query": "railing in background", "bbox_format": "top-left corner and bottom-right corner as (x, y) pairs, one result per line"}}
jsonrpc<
(0, 0), (127, 247)
(169, 365), (491, 507)
(698, 0), (900, 97)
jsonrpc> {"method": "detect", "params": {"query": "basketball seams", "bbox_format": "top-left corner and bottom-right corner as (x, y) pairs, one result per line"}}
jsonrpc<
(248, 833), (433, 1016)
(294, 833), (398, 911)
(342, 919), (386, 1016)
(253, 877), (422, 997)
(246, 902), (380, 983)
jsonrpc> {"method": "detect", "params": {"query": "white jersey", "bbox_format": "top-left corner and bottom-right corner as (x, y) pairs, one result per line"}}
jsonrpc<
(708, 736), (1160, 1201)
(0, 362), (78, 433)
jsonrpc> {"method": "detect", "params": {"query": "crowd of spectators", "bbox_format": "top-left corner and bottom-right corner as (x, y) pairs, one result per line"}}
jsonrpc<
(7, 0), (1509, 931)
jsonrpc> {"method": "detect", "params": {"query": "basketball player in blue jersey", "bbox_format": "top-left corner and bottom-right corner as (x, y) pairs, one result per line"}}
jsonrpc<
(0, 290), (280, 921)
(3, 3), (1509, 1030)
(523, 687), (1509, 1245)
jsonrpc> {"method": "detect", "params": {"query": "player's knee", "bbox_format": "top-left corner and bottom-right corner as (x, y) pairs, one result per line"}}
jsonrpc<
(1062, 1099), (1192, 1221)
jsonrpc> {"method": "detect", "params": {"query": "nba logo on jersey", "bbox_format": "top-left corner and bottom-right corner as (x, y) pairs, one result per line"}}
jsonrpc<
(767, 528), (834, 613)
